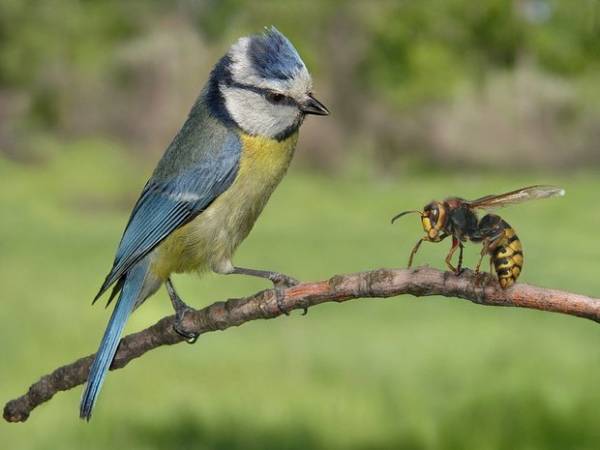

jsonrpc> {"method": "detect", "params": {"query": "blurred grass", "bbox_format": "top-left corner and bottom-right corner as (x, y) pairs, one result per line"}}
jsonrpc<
(1, 142), (600, 450)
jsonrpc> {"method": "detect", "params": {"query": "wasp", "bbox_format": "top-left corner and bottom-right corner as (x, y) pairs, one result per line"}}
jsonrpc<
(392, 185), (564, 289)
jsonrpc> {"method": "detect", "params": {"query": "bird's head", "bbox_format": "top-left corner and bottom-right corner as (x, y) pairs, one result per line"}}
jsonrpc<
(207, 26), (329, 140)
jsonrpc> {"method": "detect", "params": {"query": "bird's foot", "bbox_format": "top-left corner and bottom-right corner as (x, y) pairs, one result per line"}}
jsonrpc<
(229, 267), (302, 313)
(268, 272), (299, 289)
(270, 274), (302, 315)
(166, 279), (199, 344)
(173, 307), (199, 344)
(274, 288), (290, 316)
(273, 288), (309, 317)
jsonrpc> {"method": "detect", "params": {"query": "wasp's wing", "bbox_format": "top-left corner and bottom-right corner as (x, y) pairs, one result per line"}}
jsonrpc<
(466, 185), (565, 210)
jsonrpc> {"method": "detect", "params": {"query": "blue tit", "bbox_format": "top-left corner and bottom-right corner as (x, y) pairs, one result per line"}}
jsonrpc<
(80, 26), (328, 420)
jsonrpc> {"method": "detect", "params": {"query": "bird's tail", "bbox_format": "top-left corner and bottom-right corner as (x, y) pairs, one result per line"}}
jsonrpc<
(80, 258), (150, 421)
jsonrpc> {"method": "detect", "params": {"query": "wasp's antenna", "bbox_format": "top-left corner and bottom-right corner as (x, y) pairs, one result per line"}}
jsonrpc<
(391, 210), (423, 224)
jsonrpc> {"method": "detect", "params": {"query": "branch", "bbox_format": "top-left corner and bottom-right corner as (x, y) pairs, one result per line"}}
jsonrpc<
(4, 267), (600, 423)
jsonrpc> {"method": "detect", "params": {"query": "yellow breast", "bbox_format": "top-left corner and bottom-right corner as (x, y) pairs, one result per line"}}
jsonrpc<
(151, 132), (298, 279)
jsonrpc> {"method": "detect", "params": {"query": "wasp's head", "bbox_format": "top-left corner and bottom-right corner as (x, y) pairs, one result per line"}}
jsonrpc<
(421, 201), (446, 241)
(391, 200), (447, 241)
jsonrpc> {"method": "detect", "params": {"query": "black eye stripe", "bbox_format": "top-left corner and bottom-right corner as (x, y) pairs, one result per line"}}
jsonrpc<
(228, 81), (266, 95)
(227, 81), (297, 107)
(265, 92), (296, 106)
(266, 92), (285, 103)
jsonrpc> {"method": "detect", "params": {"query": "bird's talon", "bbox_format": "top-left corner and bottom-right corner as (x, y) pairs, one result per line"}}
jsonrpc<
(274, 289), (290, 315)
(185, 334), (199, 344)
(172, 303), (199, 344)
(173, 323), (200, 344)
(270, 274), (299, 289)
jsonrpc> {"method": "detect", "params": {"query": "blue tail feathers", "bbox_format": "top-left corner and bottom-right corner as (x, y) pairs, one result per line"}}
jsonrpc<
(80, 258), (150, 420)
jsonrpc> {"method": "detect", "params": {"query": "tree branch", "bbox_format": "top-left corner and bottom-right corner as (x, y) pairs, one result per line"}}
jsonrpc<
(4, 267), (600, 423)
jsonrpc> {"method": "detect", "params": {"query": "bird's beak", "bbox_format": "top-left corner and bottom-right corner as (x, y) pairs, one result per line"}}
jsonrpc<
(301, 94), (329, 116)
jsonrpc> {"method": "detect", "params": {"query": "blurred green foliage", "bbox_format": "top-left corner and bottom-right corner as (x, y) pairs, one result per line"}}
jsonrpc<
(362, 0), (600, 104)
(2, 0), (600, 169)
(0, 1), (137, 85)
(3, 1), (600, 92)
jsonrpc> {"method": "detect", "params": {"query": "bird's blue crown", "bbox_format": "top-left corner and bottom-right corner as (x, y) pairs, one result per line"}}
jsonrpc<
(209, 27), (307, 87)
(247, 26), (305, 81)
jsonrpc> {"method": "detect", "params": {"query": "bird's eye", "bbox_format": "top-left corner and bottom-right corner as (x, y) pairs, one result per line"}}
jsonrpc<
(266, 92), (285, 103)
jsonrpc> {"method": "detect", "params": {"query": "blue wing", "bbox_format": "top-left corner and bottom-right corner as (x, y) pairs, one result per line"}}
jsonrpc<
(94, 132), (241, 303)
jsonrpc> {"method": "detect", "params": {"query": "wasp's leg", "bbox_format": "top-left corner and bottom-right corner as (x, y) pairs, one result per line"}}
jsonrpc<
(475, 250), (499, 288)
(457, 243), (464, 273)
(476, 234), (505, 273)
(473, 240), (491, 288)
(408, 238), (425, 267)
(444, 237), (462, 274)
(475, 238), (489, 274)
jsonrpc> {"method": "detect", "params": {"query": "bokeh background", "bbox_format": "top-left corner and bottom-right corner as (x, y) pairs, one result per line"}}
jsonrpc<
(2, 1), (600, 449)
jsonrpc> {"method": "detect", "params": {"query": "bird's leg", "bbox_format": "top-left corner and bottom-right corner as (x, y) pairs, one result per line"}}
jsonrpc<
(166, 278), (199, 344)
(230, 266), (299, 288)
(230, 267), (301, 315)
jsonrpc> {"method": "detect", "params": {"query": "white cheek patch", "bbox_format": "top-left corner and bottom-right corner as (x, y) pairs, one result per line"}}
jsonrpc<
(221, 85), (300, 138)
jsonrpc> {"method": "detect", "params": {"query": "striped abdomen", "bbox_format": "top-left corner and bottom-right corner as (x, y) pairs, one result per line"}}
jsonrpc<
(491, 223), (523, 289)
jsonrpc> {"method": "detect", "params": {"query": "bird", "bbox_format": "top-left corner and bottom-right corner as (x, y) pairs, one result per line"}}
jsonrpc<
(79, 26), (329, 420)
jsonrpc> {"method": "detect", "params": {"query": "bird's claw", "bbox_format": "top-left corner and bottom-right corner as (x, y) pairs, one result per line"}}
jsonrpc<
(274, 288), (290, 316)
(167, 281), (199, 344)
(270, 274), (304, 316)
(269, 273), (299, 289)
(173, 307), (200, 344)
(174, 323), (200, 344)
(275, 292), (309, 316)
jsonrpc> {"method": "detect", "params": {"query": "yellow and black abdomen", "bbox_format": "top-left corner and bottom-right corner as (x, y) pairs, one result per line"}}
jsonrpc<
(491, 220), (524, 289)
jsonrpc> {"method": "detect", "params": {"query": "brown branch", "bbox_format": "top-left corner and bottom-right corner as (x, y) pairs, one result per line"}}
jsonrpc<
(4, 267), (600, 423)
